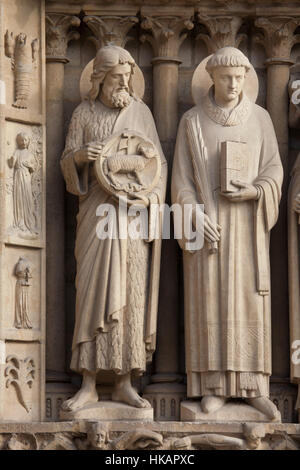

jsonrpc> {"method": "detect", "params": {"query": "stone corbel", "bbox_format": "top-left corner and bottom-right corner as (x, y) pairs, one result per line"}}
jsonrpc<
(45, 14), (81, 63)
(197, 15), (246, 54)
(140, 8), (194, 62)
(83, 15), (139, 50)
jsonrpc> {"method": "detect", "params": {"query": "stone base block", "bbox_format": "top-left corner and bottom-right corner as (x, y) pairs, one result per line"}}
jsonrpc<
(180, 400), (281, 423)
(60, 401), (154, 422)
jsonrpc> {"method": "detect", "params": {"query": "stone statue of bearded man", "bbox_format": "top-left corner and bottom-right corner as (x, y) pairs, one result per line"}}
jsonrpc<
(60, 45), (167, 413)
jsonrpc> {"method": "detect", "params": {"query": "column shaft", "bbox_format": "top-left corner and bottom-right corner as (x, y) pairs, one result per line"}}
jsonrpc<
(46, 61), (66, 378)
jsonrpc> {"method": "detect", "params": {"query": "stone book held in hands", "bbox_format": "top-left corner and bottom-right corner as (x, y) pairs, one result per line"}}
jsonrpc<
(220, 141), (247, 192)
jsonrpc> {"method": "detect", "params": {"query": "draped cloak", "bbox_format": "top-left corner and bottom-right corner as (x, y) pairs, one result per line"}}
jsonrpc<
(288, 152), (300, 409)
(13, 148), (37, 234)
(172, 91), (283, 398)
(61, 97), (167, 374)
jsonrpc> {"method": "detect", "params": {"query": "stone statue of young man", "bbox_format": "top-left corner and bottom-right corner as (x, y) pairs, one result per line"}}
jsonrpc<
(60, 45), (167, 412)
(172, 47), (283, 419)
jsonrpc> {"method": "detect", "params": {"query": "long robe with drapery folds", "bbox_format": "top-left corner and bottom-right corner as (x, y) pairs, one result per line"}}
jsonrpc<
(288, 152), (300, 409)
(13, 148), (37, 234)
(61, 97), (167, 376)
(172, 90), (283, 398)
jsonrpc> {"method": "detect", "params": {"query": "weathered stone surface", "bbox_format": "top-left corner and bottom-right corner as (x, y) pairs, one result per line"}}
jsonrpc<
(60, 401), (154, 422)
(0, 420), (299, 450)
(181, 401), (281, 423)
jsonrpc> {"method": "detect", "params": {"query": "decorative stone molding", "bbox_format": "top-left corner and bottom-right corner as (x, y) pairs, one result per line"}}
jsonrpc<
(254, 17), (300, 63)
(83, 15), (139, 50)
(45, 14), (80, 63)
(0, 421), (300, 450)
(140, 9), (194, 61)
(197, 16), (246, 53)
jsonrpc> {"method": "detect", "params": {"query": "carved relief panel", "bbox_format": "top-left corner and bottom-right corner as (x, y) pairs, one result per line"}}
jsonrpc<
(5, 123), (43, 241)
(0, 0), (45, 422)
(0, 342), (41, 422)
(2, 0), (43, 116)
(2, 246), (41, 334)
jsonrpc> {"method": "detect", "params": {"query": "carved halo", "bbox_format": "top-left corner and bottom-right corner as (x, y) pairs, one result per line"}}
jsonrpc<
(94, 130), (161, 204)
(80, 58), (145, 101)
(191, 54), (259, 105)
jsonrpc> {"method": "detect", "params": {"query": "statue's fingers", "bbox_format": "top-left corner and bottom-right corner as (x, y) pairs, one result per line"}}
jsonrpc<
(205, 225), (220, 241)
(87, 150), (100, 158)
(89, 144), (103, 151)
(224, 192), (240, 200)
(87, 147), (101, 154)
(206, 220), (221, 238)
(231, 180), (247, 189)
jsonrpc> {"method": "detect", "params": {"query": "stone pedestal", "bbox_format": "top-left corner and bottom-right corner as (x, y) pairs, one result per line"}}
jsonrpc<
(180, 401), (282, 423)
(60, 401), (154, 422)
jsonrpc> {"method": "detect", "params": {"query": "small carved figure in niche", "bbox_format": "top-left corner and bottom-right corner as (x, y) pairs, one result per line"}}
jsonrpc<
(14, 257), (33, 329)
(4, 31), (39, 109)
(8, 132), (38, 239)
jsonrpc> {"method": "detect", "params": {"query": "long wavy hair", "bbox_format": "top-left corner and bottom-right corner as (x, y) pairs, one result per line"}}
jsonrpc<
(87, 45), (136, 108)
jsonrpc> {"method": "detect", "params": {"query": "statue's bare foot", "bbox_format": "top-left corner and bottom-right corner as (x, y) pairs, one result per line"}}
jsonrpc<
(112, 384), (151, 408)
(61, 387), (99, 412)
(61, 372), (98, 412)
(245, 397), (280, 420)
(201, 395), (227, 414)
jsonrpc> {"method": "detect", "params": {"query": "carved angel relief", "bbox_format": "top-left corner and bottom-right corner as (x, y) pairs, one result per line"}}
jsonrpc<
(5, 355), (35, 413)
(7, 128), (42, 239)
(5, 30), (39, 109)
(14, 257), (33, 329)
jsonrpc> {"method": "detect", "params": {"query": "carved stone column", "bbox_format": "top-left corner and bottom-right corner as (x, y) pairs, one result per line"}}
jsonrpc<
(197, 15), (246, 53)
(254, 17), (300, 382)
(140, 8), (194, 420)
(45, 13), (80, 388)
(141, 9), (194, 144)
(255, 17), (300, 160)
(83, 14), (138, 50)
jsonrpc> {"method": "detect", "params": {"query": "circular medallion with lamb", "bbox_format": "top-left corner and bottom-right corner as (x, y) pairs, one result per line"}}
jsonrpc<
(94, 130), (161, 203)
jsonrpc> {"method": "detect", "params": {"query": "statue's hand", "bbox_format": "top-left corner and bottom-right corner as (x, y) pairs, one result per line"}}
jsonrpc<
(7, 156), (14, 168)
(221, 180), (258, 202)
(204, 214), (221, 243)
(172, 437), (191, 450)
(293, 193), (300, 214)
(74, 143), (103, 166)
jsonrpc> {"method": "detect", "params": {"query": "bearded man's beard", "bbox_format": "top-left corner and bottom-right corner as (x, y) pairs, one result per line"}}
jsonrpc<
(110, 89), (131, 108)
